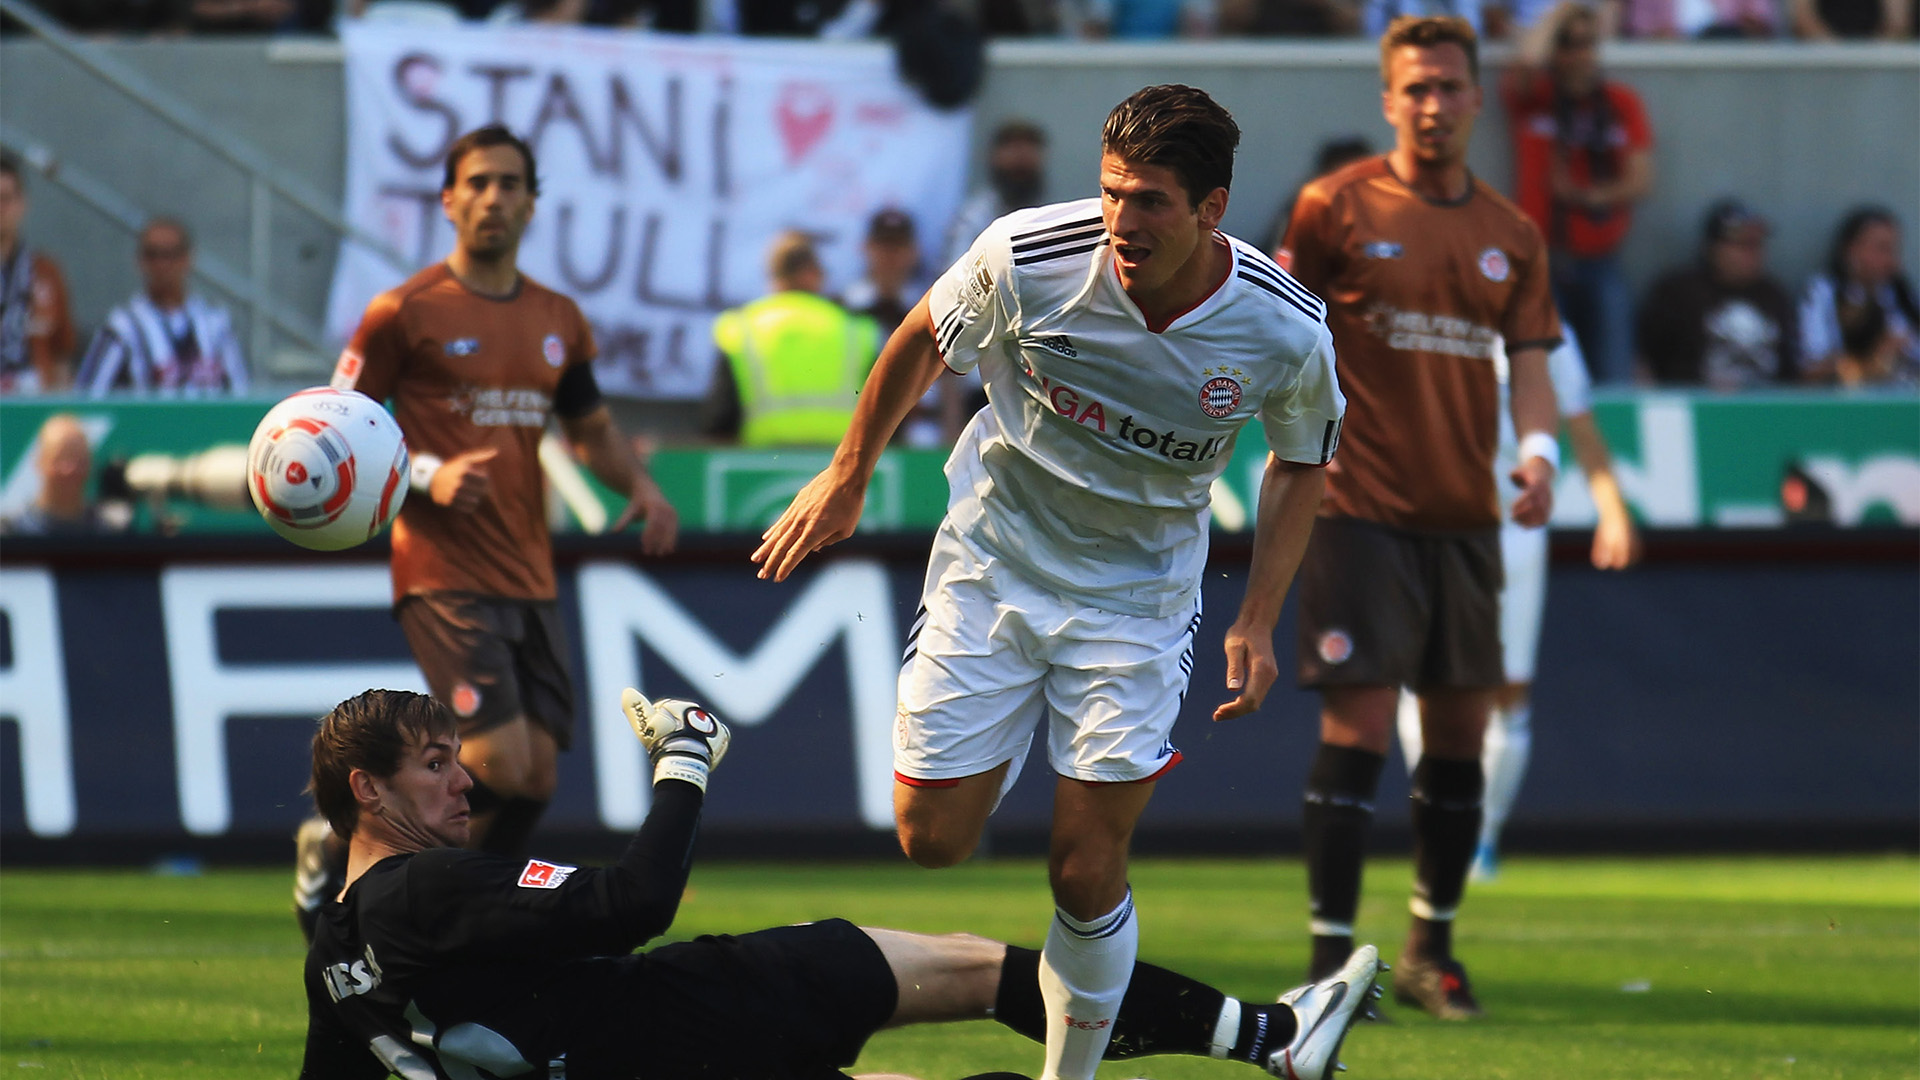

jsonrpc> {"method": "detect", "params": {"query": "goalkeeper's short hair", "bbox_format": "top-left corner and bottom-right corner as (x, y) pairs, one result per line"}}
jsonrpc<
(309, 689), (457, 836)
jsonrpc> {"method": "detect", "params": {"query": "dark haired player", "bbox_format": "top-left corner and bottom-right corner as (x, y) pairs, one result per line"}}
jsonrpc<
(296, 125), (679, 938)
(1278, 16), (1562, 1018)
(299, 687), (1381, 1079)
(754, 85), (1352, 1079)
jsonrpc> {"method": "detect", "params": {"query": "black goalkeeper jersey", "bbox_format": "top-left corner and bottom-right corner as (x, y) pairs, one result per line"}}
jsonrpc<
(299, 781), (703, 1079)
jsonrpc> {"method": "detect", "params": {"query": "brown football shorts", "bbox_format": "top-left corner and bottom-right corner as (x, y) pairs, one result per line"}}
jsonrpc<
(1295, 515), (1504, 690)
(395, 592), (576, 749)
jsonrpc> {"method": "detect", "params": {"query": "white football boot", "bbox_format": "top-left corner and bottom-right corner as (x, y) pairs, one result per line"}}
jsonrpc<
(1268, 944), (1382, 1080)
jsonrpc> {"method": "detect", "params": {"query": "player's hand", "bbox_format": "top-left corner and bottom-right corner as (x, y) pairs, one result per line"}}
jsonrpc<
(612, 483), (680, 556)
(429, 447), (497, 514)
(751, 468), (867, 582)
(1213, 620), (1280, 722)
(1591, 509), (1641, 570)
(1508, 457), (1555, 529)
(622, 688), (731, 792)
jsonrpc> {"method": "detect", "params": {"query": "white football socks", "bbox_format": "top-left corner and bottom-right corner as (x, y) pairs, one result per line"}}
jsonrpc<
(1038, 888), (1137, 1080)
(1480, 700), (1532, 849)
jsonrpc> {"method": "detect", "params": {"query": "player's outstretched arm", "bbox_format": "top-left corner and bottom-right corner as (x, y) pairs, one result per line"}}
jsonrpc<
(560, 405), (680, 555)
(1567, 411), (1641, 569)
(1216, 456), (1326, 721)
(752, 292), (947, 582)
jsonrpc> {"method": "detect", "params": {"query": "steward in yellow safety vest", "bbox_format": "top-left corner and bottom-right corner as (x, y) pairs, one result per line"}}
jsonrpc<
(704, 231), (880, 447)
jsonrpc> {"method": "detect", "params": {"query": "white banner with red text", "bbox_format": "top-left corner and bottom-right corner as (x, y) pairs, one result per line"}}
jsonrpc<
(326, 22), (969, 398)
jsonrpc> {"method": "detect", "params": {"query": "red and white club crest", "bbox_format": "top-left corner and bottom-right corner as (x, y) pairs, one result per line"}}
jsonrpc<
(542, 334), (566, 368)
(1477, 247), (1510, 283)
(451, 681), (483, 718)
(517, 859), (577, 890)
(1199, 377), (1243, 418)
(1318, 630), (1354, 666)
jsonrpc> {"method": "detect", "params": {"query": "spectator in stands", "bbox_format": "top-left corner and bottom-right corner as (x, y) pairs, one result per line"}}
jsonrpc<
(1790, 0), (1911, 35)
(1619, 0), (1778, 36)
(55, 0), (186, 34)
(1075, 0), (1217, 35)
(1264, 135), (1373, 260)
(843, 208), (924, 336)
(844, 208), (968, 448)
(1799, 206), (1919, 385)
(1361, 0), (1496, 38)
(77, 217), (249, 397)
(186, 0), (333, 32)
(1637, 198), (1799, 389)
(1505, 1), (1653, 385)
(943, 119), (1049, 266)
(0, 414), (128, 536)
(0, 153), (76, 395)
(1219, 0), (1359, 34)
(700, 231), (880, 445)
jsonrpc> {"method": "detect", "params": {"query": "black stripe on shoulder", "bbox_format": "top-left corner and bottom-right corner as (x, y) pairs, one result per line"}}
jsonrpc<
(1009, 215), (1104, 245)
(1236, 271), (1321, 323)
(1014, 238), (1108, 267)
(1319, 417), (1342, 465)
(1238, 257), (1325, 316)
(1011, 223), (1107, 255)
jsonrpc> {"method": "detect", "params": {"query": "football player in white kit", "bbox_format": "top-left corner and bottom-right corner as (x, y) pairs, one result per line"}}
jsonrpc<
(756, 85), (1370, 1080)
(1395, 327), (1639, 880)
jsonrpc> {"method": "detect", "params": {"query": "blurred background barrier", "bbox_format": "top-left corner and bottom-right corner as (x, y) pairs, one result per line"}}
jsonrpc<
(0, 546), (1913, 855)
(3, 392), (1916, 534)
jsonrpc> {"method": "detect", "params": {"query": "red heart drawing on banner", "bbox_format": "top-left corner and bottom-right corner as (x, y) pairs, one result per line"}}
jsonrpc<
(776, 83), (835, 165)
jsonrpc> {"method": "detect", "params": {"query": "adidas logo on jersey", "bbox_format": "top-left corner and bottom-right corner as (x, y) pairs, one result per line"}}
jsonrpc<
(1035, 335), (1077, 358)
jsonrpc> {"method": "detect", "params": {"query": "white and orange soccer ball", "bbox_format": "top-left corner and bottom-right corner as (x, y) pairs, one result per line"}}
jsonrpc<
(247, 387), (409, 551)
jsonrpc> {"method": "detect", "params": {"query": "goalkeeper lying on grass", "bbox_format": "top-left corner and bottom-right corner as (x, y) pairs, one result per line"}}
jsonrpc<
(298, 687), (1380, 1080)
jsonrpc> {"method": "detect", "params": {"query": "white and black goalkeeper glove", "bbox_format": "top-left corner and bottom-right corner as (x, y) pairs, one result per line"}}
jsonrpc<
(622, 689), (731, 793)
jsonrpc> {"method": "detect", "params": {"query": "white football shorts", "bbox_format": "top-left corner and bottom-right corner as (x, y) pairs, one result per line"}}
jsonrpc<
(1499, 519), (1549, 683)
(895, 524), (1198, 787)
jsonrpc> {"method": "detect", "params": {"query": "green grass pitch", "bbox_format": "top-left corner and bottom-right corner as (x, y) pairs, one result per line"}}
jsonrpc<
(2, 855), (1914, 1078)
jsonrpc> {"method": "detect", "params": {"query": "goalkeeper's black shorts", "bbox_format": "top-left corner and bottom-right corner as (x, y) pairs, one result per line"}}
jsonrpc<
(565, 917), (899, 1079)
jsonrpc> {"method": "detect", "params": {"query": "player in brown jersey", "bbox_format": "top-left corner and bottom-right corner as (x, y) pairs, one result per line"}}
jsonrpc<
(1278, 16), (1562, 1019)
(295, 125), (679, 941)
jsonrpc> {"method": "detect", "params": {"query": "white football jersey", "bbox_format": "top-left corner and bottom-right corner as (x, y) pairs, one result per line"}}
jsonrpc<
(1493, 328), (1592, 517)
(927, 198), (1346, 618)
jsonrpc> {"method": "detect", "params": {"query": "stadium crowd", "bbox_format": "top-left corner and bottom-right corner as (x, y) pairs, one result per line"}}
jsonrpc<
(26, 0), (1919, 38)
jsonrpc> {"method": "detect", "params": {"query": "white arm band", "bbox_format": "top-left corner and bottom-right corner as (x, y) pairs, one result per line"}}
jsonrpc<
(1517, 431), (1561, 475)
(409, 453), (444, 493)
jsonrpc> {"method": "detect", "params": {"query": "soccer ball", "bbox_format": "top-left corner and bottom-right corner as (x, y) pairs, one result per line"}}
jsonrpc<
(247, 387), (409, 551)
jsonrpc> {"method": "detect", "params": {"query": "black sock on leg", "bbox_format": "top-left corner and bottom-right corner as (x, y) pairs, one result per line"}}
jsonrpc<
(993, 945), (1295, 1061)
(476, 797), (548, 856)
(1408, 755), (1483, 961)
(1303, 744), (1385, 978)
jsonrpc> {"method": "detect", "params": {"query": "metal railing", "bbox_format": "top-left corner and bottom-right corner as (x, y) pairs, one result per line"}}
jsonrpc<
(0, 121), (334, 356)
(0, 0), (412, 366)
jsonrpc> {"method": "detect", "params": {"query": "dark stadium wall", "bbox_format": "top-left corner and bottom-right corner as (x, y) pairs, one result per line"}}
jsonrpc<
(2, 546), (1914, 860)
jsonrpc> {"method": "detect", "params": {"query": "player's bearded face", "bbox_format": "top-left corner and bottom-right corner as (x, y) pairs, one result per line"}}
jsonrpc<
(1098, 153), (1224, 297)
(369, 732), (473, 850)
(1383, 44), (1482, 166)
(443, 144), (535, 260)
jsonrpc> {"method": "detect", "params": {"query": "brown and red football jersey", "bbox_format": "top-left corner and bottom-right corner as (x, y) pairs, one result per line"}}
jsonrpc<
(334, 264), (594, 601)
(1283, 157), (1560, 533)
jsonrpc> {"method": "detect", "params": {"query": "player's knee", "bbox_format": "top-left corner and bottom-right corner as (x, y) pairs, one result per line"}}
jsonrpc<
(897, 823), (980, 869)
(1047, 845), (1128, 917)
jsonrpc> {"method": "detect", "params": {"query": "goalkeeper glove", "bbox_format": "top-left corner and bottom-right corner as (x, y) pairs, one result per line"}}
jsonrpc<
(621, 689), (731, 793)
